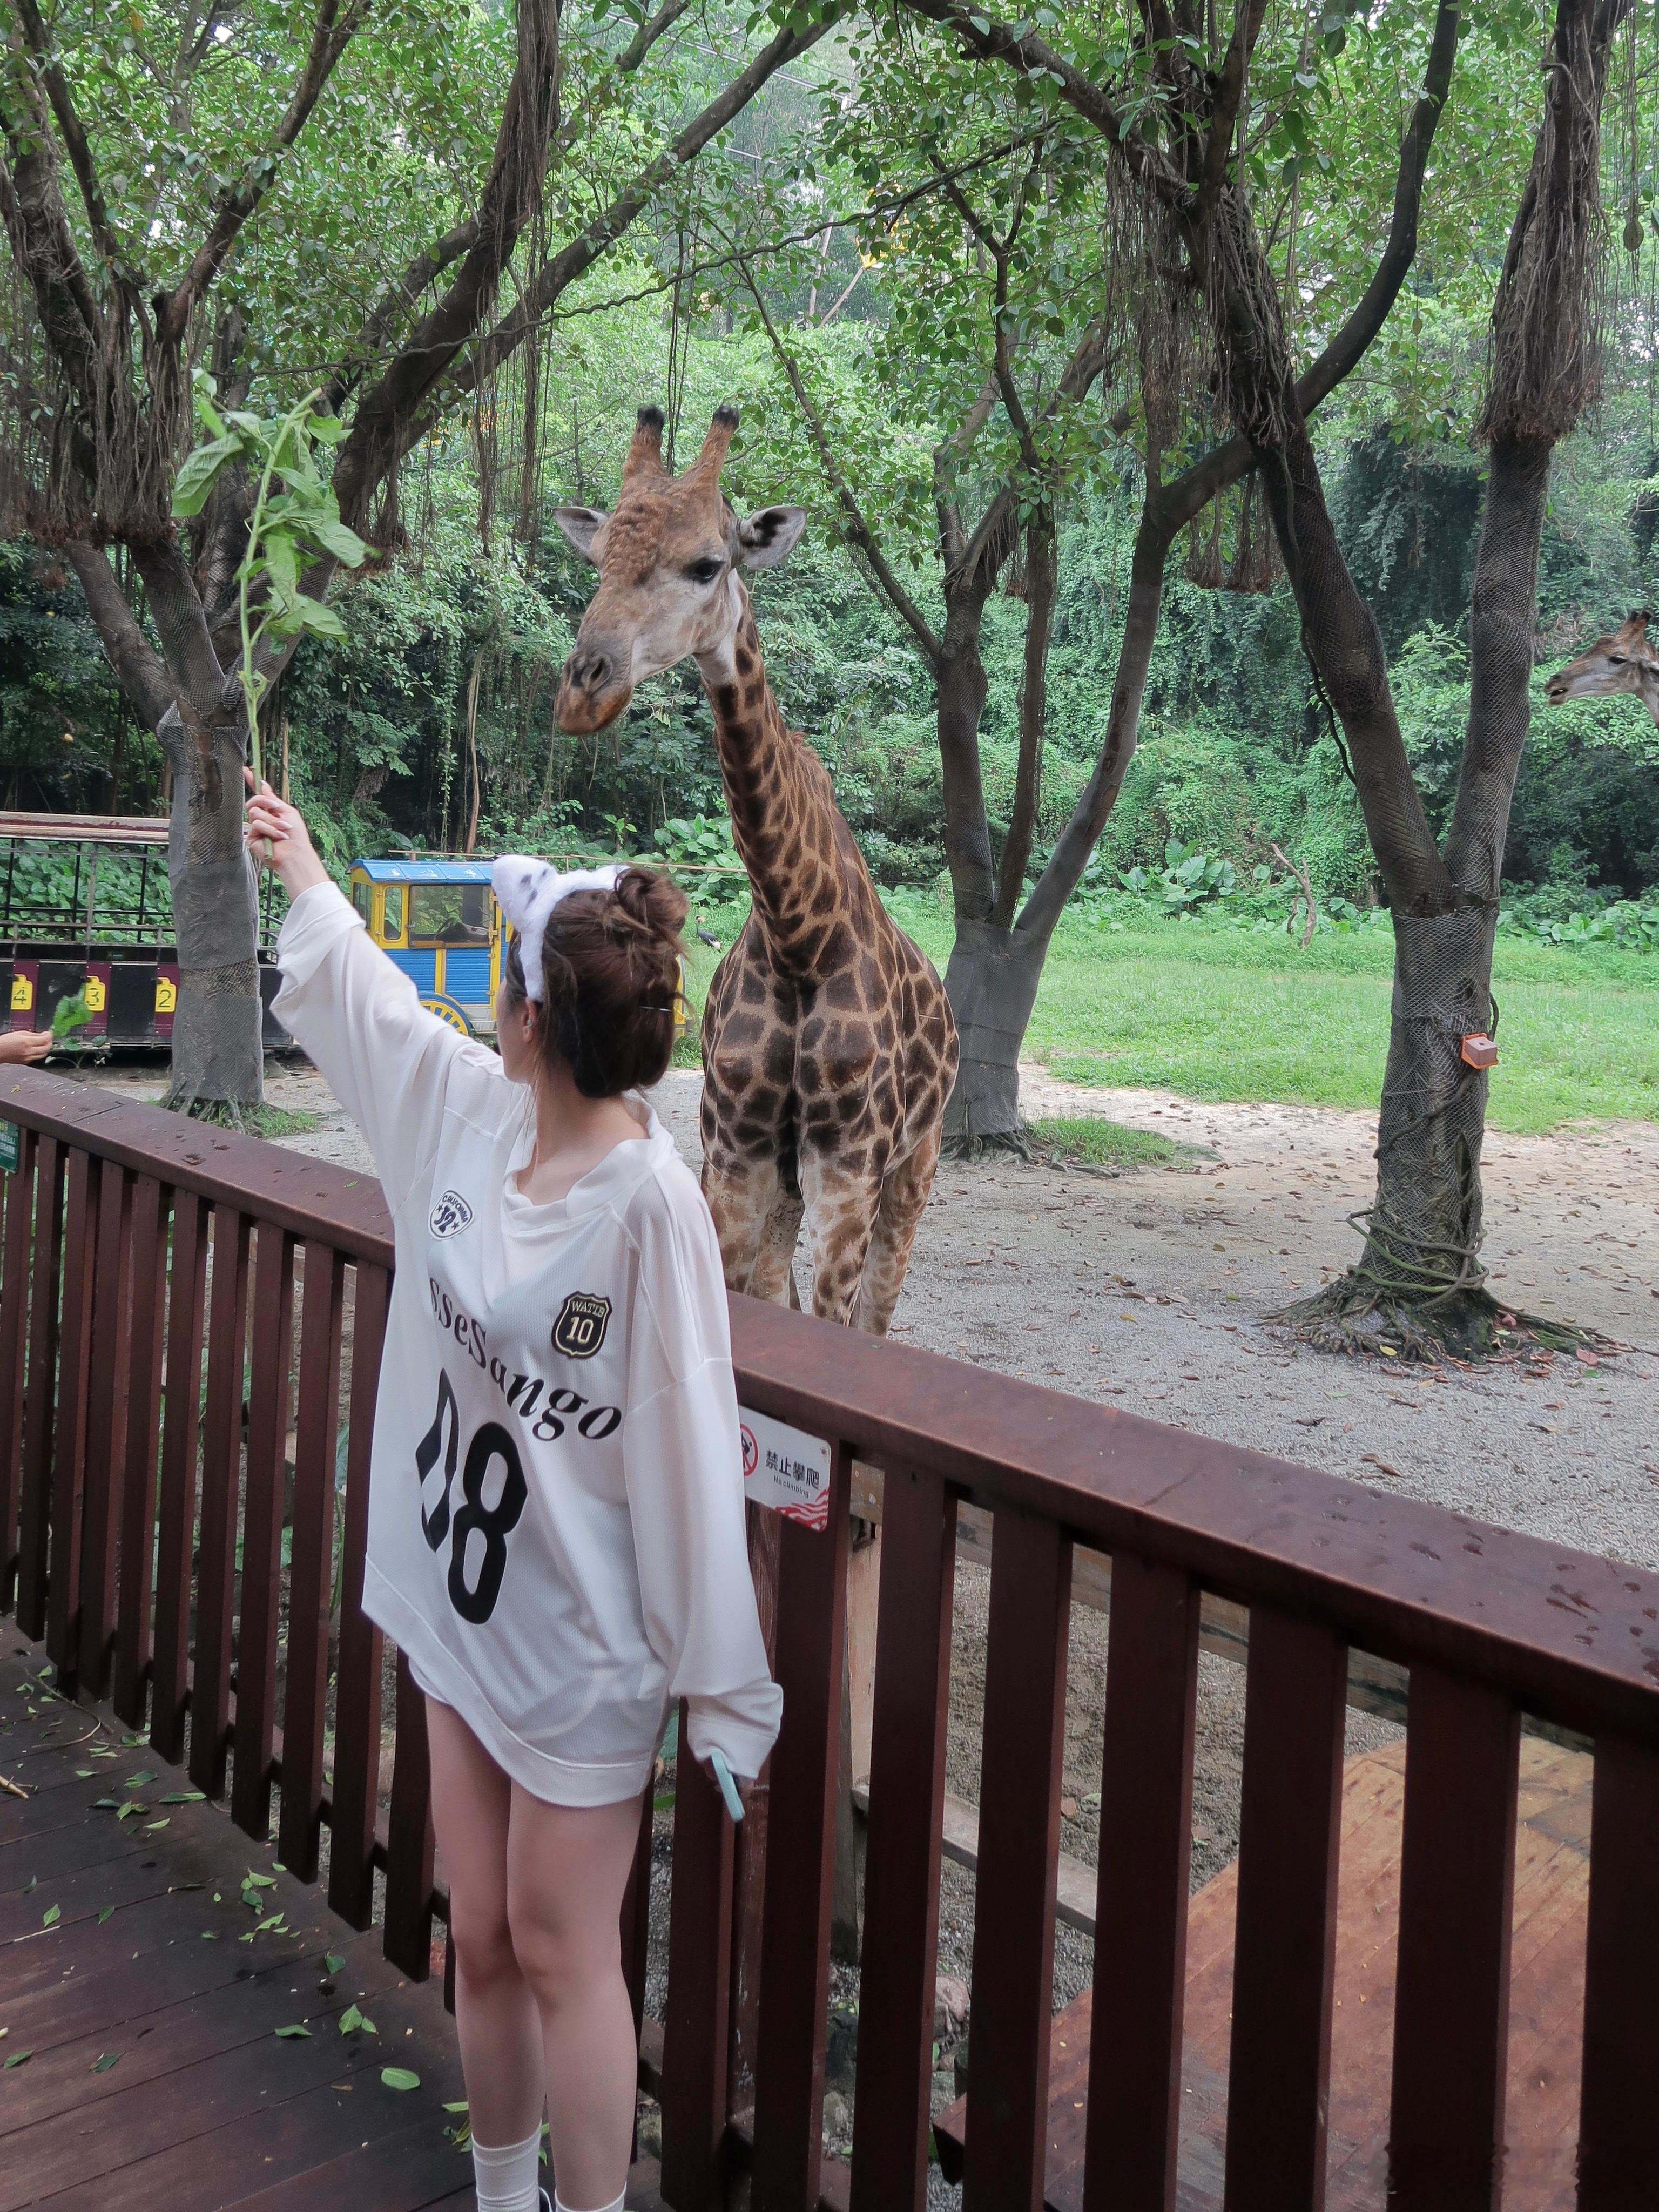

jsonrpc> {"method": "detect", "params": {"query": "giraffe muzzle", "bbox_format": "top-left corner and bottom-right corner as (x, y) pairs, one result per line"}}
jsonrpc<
(556, 646), (635, 736)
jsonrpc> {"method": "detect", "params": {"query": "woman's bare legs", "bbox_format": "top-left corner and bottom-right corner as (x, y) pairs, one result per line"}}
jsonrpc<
(507, 1785), (642, 2210)
(426, 1701), (546, 2150)
(426, 1698), (643, 2209)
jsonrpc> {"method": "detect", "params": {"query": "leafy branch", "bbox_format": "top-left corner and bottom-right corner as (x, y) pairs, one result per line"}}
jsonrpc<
(172, 377), (371, 782)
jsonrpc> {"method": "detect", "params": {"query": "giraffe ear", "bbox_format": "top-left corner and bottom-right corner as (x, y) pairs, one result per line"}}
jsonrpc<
(736, 505), (807, 569)
(552, 507), (609, 564)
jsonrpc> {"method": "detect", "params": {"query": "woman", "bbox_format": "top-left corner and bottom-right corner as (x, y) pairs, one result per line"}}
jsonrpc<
(246, 778), (779, 2212)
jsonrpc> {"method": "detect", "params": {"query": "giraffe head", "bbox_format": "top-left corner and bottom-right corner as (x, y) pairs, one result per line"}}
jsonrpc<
(1545, 611), (1659, 724)
(553, 404), (807, 734)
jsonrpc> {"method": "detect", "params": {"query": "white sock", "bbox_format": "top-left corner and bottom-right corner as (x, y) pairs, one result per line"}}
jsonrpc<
(554, 2194), (624, 2212)
(472, 2125), (543, 2212)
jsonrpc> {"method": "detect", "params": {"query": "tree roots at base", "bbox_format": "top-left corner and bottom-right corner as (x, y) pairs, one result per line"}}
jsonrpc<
(942, 1123), (1035, 1163)
(1276, 1274), (1604, 1365)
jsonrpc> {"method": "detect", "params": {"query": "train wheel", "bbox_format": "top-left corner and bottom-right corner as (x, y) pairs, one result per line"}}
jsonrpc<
(421, 994), (474, 1036)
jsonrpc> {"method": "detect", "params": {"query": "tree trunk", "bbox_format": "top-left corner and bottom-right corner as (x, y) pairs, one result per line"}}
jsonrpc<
(1298, 909), (1502, 1356)
(158, 696), (265, 1113)
(940, 916), (1050, 1149)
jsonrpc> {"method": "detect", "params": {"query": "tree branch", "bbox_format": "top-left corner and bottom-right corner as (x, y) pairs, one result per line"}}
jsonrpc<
(1198, 0), (1268, 218)
(13, 0), (128, 282)
(740, 260), (942, 666)
(65, 542), (174, 731)
(160, 0), (373, 341)
(444, 21), (833, 412)
(0, 45), (103, 390)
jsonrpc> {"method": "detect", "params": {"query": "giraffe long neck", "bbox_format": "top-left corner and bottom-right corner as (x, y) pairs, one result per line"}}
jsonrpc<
(698, 596), (855, 975)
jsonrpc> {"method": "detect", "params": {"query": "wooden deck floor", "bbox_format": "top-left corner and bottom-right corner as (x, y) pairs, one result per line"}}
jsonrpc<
(0, 1637), (662, 2210)
(936, 1732), (1593, 2209)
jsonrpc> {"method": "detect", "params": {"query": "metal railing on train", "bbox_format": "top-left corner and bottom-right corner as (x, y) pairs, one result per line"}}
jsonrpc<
(0, 1065), (1654, 2212)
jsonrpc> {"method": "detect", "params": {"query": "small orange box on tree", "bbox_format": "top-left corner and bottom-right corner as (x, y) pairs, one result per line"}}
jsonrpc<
(1460, 1033), (1499, 1069)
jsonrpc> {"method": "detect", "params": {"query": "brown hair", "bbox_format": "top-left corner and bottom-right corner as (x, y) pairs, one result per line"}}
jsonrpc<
(502, 865), (688, 1098)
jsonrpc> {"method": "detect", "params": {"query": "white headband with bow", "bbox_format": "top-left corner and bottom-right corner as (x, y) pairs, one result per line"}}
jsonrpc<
(490, 855), (624, 1002)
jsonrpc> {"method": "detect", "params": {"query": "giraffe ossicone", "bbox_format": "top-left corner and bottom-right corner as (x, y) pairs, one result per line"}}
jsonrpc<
(555, 404), (959, 1336)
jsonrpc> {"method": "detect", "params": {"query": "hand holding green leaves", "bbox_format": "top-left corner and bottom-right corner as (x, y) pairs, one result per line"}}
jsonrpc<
(172, 375), (372, 784)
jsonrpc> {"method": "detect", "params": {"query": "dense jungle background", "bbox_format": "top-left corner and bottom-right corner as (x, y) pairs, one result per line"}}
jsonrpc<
(5, 46), (1658, 943)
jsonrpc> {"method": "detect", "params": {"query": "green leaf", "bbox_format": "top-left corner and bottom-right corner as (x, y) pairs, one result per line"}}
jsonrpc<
(97, 1906), (114, 1924)
(90, 2052), (120, 2073)
(51, 991), (92, 1042)
(380, 2067), (420, 2092)
(245, 1871), (276, 1888)
(3, 2051), (32, 2069)
(264, 531), (300, 606)
(159, 1792), (205, 1804)
(172, 435), (244, 518)
(267, 592), (346, 641)
(42, 1904), (60, 1927)
(324, 1952), (346, 1974)
(143, 1818), (170, 1830)
(338, 2005), (377, 2035)
(305, 517), (370, 567)
(124, 1770), (158, 1789)
(275, 2024), (312, 2039)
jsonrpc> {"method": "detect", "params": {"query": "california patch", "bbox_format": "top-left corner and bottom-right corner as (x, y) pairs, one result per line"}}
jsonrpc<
(552, 1290), (611, 1360)
(429, 1190), (474, 1239)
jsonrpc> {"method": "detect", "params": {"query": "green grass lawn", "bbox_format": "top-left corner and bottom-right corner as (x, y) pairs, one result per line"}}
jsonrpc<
(676, 896), (1657, 1136)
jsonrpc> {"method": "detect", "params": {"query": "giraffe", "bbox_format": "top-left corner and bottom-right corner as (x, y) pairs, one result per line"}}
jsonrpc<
(552, 404), (959, 1336)
(1545, 610), (1659, 727)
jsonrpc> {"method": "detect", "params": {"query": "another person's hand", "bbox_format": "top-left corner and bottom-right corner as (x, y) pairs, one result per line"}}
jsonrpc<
(0, 1030), (54, 1065)
(244, 772), (331, 901)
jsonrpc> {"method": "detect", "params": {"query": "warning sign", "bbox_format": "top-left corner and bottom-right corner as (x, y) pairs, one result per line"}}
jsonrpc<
(739, 1406), (832, 1532)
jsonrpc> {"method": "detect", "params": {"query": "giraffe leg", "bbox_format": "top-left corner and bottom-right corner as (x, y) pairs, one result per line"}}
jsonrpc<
(701, 1157), (789, 1301)
(853, 1121), (944, 1337)
(798, 1155), (884, 1327)
(751, 1183), (806, 1308)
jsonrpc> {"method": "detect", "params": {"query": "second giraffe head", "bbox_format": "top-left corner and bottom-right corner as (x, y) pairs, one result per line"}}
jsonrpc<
(552, 404), (807, 734)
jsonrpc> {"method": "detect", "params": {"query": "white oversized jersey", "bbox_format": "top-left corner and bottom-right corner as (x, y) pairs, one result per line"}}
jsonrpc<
(273, 881), (781, 1804)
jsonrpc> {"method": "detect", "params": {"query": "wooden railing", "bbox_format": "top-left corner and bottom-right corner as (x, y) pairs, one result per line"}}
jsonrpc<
(1, 1063), (1655, 2212)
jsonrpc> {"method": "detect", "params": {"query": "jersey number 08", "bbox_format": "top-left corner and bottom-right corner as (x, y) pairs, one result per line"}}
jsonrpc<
(414, 1371), (529, 1624)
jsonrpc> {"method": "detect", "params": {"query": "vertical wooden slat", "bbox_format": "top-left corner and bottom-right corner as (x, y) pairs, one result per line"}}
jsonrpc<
(662, 1715), (737, 2212)
(191, 1204), (251, 1799)
(0, 1123), (37, 1609)
(383, 1648), (436, 1978)
(45, 1147), (99, 1680)
(1083, 1555), (1202, 2212)
(621, 1784), (655, 2048)
(962, 1511), (1071, 2212)
(1224, 1607), (1348, 2212)
(279, 1240), (345, 1877)
(113, 1175), (170, 1725)
(150, 1189), (208, 1762)
(849, 1464), (957, 2212)
(1577, 1734), (1659, 2210)
(1387, 1667), (1520, 2209)
(15, 1133), (63, 1638)
(328, 1261), (388, 1929)
(232, 1224), (295, 1838)
(752, 1443), (853, 2212)
(77, 1159), (134, 1699)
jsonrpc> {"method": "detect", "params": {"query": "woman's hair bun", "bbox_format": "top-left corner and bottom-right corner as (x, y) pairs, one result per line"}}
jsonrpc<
(612, 865), (689, 942)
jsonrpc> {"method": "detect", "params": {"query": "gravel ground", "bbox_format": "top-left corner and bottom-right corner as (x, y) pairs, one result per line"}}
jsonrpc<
(84, 1056), (1657, 2197)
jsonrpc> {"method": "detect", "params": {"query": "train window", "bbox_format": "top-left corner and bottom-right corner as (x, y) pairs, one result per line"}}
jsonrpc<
(409, 884), (489, 943)
(382, 885), (405, 940)
(352, 879), (371, 922)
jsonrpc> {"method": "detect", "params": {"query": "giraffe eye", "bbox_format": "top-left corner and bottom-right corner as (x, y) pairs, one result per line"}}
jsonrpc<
(685, 557), (724, 585)
(1609, 654), (1626, 665)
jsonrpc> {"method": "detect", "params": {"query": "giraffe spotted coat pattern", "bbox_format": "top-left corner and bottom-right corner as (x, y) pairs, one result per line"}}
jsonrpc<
(553, 404), (957, 1333)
